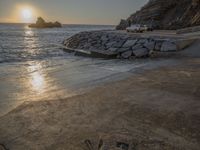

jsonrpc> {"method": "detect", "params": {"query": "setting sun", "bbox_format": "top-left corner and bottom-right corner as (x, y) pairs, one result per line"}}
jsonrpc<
(21, 9), (32, 20)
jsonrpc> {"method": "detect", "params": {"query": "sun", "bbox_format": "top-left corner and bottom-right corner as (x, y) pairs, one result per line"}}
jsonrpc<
(21, 9), (32, 20)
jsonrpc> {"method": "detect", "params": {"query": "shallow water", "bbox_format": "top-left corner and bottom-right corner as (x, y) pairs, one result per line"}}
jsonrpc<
(0, 24), (177, 116)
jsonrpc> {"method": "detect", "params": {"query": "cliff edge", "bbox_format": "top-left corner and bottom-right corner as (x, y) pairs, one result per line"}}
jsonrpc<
(116, 0), (200, 30)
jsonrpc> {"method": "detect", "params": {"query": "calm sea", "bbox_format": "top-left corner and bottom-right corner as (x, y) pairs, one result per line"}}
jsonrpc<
(0, 23), (174, 116)
(0, 23), (114, 63)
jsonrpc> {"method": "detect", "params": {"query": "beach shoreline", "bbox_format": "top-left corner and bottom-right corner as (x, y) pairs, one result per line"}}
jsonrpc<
(0, 40), (199, 149)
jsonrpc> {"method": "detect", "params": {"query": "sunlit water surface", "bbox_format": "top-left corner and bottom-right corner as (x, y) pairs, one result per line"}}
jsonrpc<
(0, 24), (176, 116)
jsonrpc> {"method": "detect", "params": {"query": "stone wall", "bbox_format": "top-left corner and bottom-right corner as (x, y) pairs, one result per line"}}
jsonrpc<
(63, 31), (194, 59)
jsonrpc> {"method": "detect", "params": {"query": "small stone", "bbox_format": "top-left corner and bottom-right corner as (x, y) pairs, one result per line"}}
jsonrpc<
(121, 50), (133, 59)
(133, 48), (149, 58)
(122, 39), (137, 48)
(161, 41), (177, 52)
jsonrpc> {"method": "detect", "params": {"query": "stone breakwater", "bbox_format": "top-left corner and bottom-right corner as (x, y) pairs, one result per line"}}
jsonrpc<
(63, 31), (194, 59)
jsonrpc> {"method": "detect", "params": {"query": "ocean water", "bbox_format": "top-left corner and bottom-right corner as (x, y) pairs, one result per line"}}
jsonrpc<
(0, 23), (176, 116)
(0, 23), (114, 63)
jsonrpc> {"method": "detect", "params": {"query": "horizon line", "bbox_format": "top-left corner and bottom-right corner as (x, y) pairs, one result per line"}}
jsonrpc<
(0, 22), (116, 26)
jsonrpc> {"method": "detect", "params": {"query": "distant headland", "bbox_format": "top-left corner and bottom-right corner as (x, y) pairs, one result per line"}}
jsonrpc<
(28, 17), (62, 28)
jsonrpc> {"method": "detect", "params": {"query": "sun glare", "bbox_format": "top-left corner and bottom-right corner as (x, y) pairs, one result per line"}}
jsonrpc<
(21, 9), (32, 21)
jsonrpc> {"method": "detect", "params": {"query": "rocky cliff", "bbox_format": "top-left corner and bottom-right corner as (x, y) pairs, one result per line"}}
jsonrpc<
(116, 0), (200, 30)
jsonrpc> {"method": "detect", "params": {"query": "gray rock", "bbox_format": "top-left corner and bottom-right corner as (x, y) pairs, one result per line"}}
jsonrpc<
(106, 41), (117, 48)
(132, 44), (143, 51)
(90, 40), (97, 45)
(112, 40), (125, 48)
(121, 50), (133, 59)
(154, 41), (163, 51)
(117, 47), (131, 53)
(144, 41), (155, 50)
(122, 39), (137, 48)
(161, 41), (177, 52)
(137, 39), (148, 44)
(94, 44), (101, 48)
(133, 48), (149, 58)
(83, 43), (92, 49)
(88, 39), (93, 42)
(101, 35), (108, 42)
(107, 47), (118, 52)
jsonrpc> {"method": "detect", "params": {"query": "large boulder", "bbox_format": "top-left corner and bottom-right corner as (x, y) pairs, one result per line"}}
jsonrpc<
(144, 41), (155, 51)
(122, 39), (137, 48)
(121, 50), (133, 59)
(133, 48), (149, 57)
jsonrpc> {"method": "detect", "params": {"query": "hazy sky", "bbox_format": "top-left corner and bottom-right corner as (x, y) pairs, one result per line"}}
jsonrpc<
(0, 0), (148, 25)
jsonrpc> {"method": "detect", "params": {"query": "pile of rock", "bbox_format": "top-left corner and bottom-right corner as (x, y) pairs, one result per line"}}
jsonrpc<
(63, 31), (194, 59)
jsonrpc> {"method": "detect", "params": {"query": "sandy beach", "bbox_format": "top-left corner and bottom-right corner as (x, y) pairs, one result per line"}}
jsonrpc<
(0, 0), (200, 149)
(0, 40), (199, 150)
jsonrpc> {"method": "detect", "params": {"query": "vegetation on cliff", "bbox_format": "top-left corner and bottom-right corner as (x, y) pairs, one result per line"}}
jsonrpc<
(116, 0), (200, 30)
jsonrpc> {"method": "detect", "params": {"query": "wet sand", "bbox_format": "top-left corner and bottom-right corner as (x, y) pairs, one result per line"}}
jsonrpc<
(0, 56), (177, 117)
(0, 41), (200, 149)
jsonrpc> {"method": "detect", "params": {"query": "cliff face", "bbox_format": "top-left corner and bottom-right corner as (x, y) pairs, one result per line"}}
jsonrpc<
(116, 0), (200, 30)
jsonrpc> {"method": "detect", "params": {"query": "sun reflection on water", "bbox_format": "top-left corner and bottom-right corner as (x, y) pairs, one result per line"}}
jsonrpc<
(31, 71), (45, 91)
(28, 62), (46, 93)
(25, 30), (33, 36)
(23, 28), (47, 94)
(24, 28), (38, 55)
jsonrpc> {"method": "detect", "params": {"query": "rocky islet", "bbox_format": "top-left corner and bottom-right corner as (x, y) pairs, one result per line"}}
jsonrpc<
(29, 17), (62, 28)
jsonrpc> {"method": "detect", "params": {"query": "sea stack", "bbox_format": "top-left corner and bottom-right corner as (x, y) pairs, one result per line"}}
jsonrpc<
(28, 17), (62, 28)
